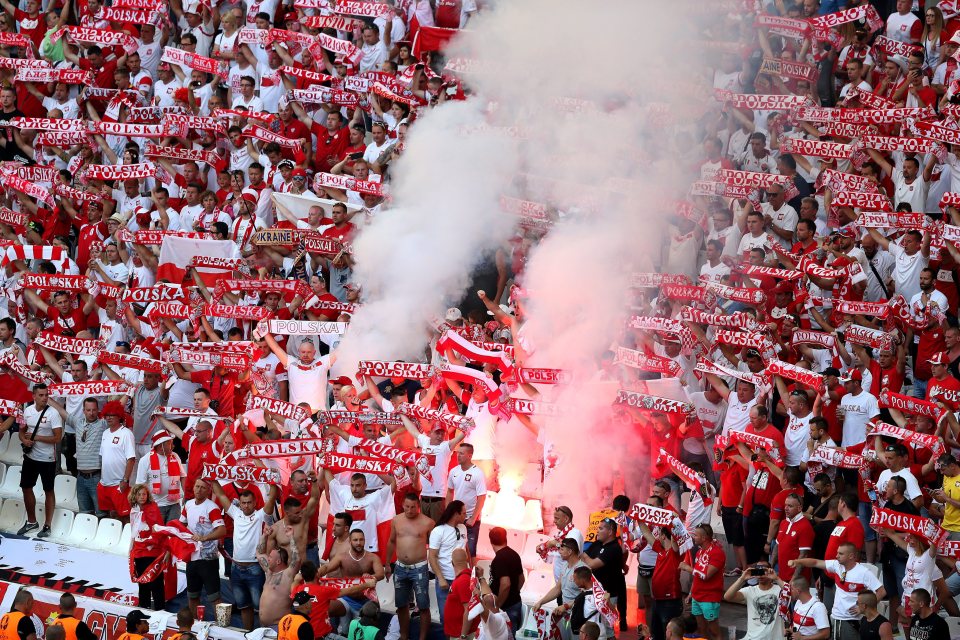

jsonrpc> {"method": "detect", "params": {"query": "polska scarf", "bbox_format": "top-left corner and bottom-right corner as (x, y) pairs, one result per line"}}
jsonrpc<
(149, 449), (182, 502)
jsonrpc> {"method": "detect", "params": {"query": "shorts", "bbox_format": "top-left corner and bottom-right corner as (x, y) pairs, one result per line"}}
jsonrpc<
(691, 600), (720, 621)
(96, 483), (132, 516)
(186, 558), (221, 601)
(340, 595), (366, 613)
(394, 561), (430, 610)
(636, 565), (655, 597)
(231, 562), (265, 610)
(720, 506), (745, 547)
(20, 456), (56, 492)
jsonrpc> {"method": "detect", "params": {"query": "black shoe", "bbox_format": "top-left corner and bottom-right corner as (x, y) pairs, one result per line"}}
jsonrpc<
(16, 521), (39, 536)
(37, 526), (51, 539)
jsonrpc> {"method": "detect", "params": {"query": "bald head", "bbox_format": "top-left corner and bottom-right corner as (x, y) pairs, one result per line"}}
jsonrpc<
(452, 548), (468, 572)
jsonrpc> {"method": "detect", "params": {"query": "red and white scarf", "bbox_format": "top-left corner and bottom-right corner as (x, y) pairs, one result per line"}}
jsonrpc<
(51, 26), (138, 53)
(614, 390), (695, 416)
(98, 350), (164, 374)
(201, 462), (280, 484)
(35, 331), (103, 356)
(866, 419), (945, 457)
(81, 162), (156, 180)
(149, 449), (182, 501)
(236, 437), (336, 459)
(779, 137), (852, 159)
(759, 57), (819, 82)
(535, 521), (575, 561)
(357, 361), (431, 380)
(832, 299), (890, 319)
(765, 359), (825, 393)
(161, 46), (228, 78)
(144, 144), (218, 165)
(319, 451), (399, 474)
(243, 124), (302, 149)
(395, 403), (476, 434)
(729, 430), (783, 463)
(49, 380), (132, 397)
(844, 325), (895, 351)
(870, 506), (946, 544)
(680, 307), (762, 331)
(656, 449), (710, 504)
(256, 319), (348, 336)
(437, 363), (502, 403)
(246, 395), (310, 423)
(878, 390), (948, 422)
(703, 281), (768, 306)
(612, 347), (681, 377)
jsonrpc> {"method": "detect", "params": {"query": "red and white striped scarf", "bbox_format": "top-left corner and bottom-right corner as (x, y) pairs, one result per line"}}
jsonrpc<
(536, 522), (575, 561)
(149, 450), (182, 502)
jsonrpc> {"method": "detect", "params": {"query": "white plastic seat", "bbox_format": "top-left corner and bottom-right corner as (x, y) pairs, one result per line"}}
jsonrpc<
(864, 563), (881, 580)
(0, 498), (23, 533)
(0, 434), (23, 466)
(521, 534), (552, 569)
(481, 491), (498, 521)
(0, 461), (6, 487)
(945, 616), (960, 640)
(519, 500), (543, 531)
(66, 513), (99, 547)
(476, 523), (496, 559)
(111, 523), (131, 555)
(0, 465), (21, 499)
(680, 491), (691, 515)
(507, 529), (528, 554)
(54, 475), (77, 511)
(520, 568), (554, 606)
(87, 518), (123, 552)
(46, 508), (75, 543)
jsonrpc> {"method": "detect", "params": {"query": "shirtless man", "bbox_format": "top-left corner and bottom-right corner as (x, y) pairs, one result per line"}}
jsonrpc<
(257, 533), (302, 627)
(322, 512), (354, 575)
(318, 529), (385, 633)
(387, 493), (436, 640)
(267, 471), (321, 561)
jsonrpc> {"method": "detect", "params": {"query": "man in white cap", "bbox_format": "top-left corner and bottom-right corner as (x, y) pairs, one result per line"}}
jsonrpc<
(136, 431), (186, 522)
(231, 191), (266, 256)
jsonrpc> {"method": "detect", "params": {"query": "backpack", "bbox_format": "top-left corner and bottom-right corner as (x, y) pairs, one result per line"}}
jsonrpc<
(569, 591), (598, 634)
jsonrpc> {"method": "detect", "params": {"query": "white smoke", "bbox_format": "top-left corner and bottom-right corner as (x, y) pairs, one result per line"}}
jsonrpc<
(336, 0), (710, 515)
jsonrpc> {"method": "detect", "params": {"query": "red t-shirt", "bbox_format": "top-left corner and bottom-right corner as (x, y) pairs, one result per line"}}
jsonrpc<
(311, 122), (350, 173)
(14, 9), (45, 49)
(690, 541), (726, 603)
(927, 374), (960, 409)
(78, 57), (118, 89)
(47, 306), (89, 336)
(718, 460), (747, 508)
(0, 373), (31, 403)
(916, 325), (946, 382)
(76, 221), (107, 272)
(190, 370), (239, 417)
(183, 434), (219, 500)
(322, 222), (356, 243)
(824, 515), (865, 562)
(823, 384), (847, 445)
(777, 516), (814, 582)
(444, 569), (478, 637)
(292, 584), (340, 638)
(743, 425), (785, 516)
(770, 488), (794, 522)
(651, 540), (682, 600)
(877, 364), (904, 397)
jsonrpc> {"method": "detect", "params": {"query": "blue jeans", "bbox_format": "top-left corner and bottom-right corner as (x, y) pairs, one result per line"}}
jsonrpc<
(76, 472), (100, 515)
(230, 562), (265, 610)
(914, 378), (928, 399)
(435, 582), (450, 625)
(466, 520), (481, 558)
(394, 562), (430, 610)
(858, 501), (877, 542)
(504, 601), (523, 633)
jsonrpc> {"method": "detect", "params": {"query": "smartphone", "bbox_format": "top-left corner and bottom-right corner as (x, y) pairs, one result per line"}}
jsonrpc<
(349, 152), (363, 160)
(750, 567), (765, 576)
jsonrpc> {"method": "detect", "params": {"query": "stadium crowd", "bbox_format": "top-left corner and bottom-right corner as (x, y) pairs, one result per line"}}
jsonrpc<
(23, 0), (960, 639)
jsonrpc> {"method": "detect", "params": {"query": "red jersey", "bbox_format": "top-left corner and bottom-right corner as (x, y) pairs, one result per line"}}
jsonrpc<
(824, 515), (865, 561)
(916, 325), (946, 382)
(877, 364), (904, 397)
(311, 122), (351, 173)
(690, 540), (726, 603)
(743, 425), (785, 516)
(927, 374), (960, 409)
(777, 516), (814, 582)
(183, 434), (219, 500)
(190, 369), (240, 417)
(650, 540), (682, 600)
(718, 460), (748, 508)
(322, 222), (356, 243)
(47, 306), (89, 336)
(292, 584), (340, 638)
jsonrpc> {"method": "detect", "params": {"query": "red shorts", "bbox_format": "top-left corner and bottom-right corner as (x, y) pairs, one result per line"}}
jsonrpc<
(97, 483), (131, 516)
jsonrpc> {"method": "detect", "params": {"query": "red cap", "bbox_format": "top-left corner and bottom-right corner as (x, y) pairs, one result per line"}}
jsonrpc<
(929, 351), (950, 366)
(330, 376), (352, 386)
(841, 369), (863, 383)
(241, 189), (258, 204)
(773, 281), (792, 294)
(292, 168), (306, 178)
(284, 11), (298, 21)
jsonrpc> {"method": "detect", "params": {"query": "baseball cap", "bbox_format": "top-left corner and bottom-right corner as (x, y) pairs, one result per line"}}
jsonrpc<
(840, 369), (862, 383)
(836, 227), (855, 239)
(330, 376), (352, 386)
(929, 351), (949, 366)
(284, 11), (298, 21)
(292, 168), (307, 180)
(126, 611), (150, 627)
(773, 281), (792, 294)
(278, 159), (295, 169)
(292, 591), (315, 606)
(445, 307), (463, 322)
(158, 62), (171, 71)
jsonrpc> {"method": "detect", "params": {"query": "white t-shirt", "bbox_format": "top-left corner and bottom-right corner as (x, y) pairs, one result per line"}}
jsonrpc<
(416, 435), (453, 497)
(892, 168), (928, 214)
(824, 560), (883, 620)
(99, 426), (135, 486)
(465, 399), (497, 460)
(877, 469), (922, 503)
(740, 585), (784, 640)
(886, 11), (920, 44)
(699, 261), (731, 284)
(761, 202), (798, 249)
(328, 481), (394, 552)
(722, 395), (756, 436)
(784, 411), (813, 467)
(840, 390), (880, 447)
(227, 505), (274, 562)
(181, 498), (225, 560)
(478, 611), (512, 640)
(737, 232), (772, 258)
(134, 451), (185, 506)
(902, 546), (941, 603)
(287, 354), (331, 412)
(447, 464), (487, 519)
(888, 241), (928, 303)
(791, 597), (830, 637)
(22, 403), (63, 463)
(428, 523), (468, 580)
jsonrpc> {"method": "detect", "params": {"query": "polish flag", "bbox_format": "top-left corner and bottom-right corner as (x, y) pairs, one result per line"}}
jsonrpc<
(156, 236), (242, 285)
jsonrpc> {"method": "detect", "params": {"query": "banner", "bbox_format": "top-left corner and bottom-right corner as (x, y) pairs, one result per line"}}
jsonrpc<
(236, 437), (336, 459)
(246, 395), (310, 424)
(201, 463), (281, 484)
(870, 506), (946, 545)
(357, 360), (433, 380)
(257, 319), (348, 335)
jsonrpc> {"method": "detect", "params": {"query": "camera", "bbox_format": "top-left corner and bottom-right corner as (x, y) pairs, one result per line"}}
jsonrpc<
(751, 567), (765, 576)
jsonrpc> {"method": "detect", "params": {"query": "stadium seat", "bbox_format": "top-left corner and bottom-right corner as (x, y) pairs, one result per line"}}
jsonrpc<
(0, 434), (23, 466)
(475, 558), (492, 575)
(476, 523), (495, 559)
(519, 500), (543, 531)
(520, 568), (554, 605)
(507, 529), (528, 555)
(46, 508), (75, 544)
(481, 491), (498, 521)
(54, 475), (78, 512)
(0, 465), (21, 499)
(112, 523), (131, 555)
(66, 513), (99, 547)
(945, 616), (960, 640)
(680, 491), (691, 514)
(521, 533), (552, 569)
(0, 498), (24, 533)
(87, 518), (123, 552)
(0, 461), (6, 487)
(864, 563), (881, 580)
